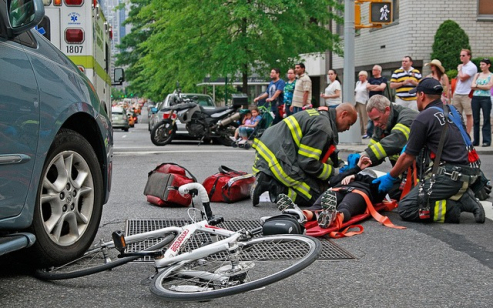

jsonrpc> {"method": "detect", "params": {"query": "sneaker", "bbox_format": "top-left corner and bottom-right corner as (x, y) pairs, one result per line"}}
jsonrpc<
(362, 134), (369, 139)
(238, 139), (247, 145)
(317, 189), (338, 228)
(229, 136), (237, 142)
(276, 194), (295, 211)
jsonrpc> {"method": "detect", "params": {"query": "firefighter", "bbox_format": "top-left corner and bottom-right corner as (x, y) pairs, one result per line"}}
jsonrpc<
(373, 78), (485, 223)
(251, 103), (357, 207)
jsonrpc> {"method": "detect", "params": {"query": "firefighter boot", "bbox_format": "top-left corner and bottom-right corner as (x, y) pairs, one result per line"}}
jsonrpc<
(459, 189), (485, 223)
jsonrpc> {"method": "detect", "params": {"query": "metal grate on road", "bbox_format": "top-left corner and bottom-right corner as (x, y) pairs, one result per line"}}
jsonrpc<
(125, 219), (355, 261)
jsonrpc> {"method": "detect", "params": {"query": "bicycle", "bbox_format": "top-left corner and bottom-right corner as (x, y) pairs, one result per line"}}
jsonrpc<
(35, 183), (321, 302)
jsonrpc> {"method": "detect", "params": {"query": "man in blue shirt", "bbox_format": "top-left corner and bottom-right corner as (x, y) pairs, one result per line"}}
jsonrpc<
(254, 68), (285, 125)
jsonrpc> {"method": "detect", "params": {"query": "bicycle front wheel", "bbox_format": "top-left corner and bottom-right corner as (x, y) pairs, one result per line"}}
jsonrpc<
(35, 232), (176, 280)
(150, 234), (321, 301)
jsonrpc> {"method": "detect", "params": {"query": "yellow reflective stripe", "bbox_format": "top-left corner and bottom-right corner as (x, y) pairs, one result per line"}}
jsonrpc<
(392, 123), (411, 140)
(369, 139), (378, 145)
(298, 144), (322, 160)
(433, 200), (446, 223)
(318, 163), (332, 180)
(252, 166), (259, 174)
(285, 116), (302, 147)
(369, 142), (387, 160)
(253, 139), (312, 199)
(306, 109), (319, 116)
(68, 55), (111, 85)
(288, 188), (297, 201)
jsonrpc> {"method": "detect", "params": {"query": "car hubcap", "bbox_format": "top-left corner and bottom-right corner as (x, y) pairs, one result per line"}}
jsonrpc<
(40, 151), (95, 246)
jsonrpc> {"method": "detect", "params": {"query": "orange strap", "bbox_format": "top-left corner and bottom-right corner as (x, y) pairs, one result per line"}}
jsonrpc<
(328, 213), (364, 238)
(401, 161), (418, 198)
(332, 187), (406, 230)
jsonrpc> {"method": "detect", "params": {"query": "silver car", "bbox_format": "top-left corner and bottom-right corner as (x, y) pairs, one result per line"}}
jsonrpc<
(148, 93), (215, 138)
(111, 106), (130, 131)
(0, 0), (113, 266)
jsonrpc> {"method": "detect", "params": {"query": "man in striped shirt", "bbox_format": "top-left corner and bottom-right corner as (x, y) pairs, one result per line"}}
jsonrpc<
(390, 56), (422, 111)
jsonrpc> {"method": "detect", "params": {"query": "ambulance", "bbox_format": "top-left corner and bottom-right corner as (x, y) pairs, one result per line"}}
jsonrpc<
(38, 0), (114, 115)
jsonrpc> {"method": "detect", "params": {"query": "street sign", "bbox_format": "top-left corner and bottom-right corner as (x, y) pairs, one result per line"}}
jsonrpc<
(369, 1), (393, 24)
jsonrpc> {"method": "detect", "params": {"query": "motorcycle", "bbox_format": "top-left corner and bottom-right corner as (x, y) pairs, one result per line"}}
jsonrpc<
(150, 87), (248, 146)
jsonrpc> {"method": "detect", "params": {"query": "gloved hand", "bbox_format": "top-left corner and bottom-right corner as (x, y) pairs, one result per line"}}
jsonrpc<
(347, 153), (361, 169)
(339, 165), (349, 173)
(372, 173), (398, 194)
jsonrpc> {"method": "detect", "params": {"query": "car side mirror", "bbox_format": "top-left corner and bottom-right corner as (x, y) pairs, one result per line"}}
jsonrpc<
(113, 68), (125, 85)
(3, 0), (44, 38)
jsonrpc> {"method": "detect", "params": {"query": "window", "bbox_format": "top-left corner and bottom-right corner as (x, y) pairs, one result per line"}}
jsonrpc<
(392, 0), (399, 21)
(478, 0), (493, 19)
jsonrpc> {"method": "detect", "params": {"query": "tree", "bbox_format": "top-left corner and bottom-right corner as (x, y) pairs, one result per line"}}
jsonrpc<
(431, 20), (471, 74)
(115, 0), (155, 99)
(132, 0), (342, 97)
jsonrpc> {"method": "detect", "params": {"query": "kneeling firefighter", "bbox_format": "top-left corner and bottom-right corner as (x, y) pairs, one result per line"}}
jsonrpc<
(373, 78), (485, 223)
(251, 103), (358, 207)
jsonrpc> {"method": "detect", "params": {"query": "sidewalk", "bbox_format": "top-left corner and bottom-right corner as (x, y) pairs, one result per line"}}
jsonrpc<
(338, 136), (493, 155)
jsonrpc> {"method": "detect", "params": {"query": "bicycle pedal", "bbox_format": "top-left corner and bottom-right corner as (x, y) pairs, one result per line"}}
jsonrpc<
(111, 230), (127, 254)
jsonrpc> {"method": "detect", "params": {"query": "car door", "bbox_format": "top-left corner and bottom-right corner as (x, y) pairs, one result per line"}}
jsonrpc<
(0, 30), (40, 220)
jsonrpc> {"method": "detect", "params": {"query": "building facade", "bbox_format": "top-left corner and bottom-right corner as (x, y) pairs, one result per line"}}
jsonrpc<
(304, 0), (493, 105)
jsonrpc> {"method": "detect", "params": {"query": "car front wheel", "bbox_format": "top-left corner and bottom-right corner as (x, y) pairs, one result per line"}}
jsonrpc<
(29, 129), (104, 266)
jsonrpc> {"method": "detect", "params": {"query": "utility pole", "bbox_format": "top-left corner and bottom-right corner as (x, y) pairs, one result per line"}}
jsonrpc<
(339, 0), (361, 144)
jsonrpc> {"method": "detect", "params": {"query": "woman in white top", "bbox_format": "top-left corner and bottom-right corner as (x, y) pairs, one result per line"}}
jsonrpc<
(320, 69), (342, 108)
(354, 71), (369, 136)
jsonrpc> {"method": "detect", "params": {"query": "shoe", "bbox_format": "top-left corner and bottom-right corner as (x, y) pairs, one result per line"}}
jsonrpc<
(472, 141), (479, 146)
(460, 189), (485, 223)
(362, 134), (369, 139)
(238, 139), (247, 145)
(482, 143), (490, 147)
(276, 193), (295, 211)
(317, 189), (338, 228)
(229, 136), (237, 142)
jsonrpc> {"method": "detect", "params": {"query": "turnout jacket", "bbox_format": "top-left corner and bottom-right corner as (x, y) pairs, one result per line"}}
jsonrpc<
(252, 108), (338, 202)
(363, 104), (418, 166)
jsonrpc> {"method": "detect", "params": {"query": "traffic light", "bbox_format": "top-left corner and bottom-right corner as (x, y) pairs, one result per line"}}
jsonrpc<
(369, 1), (392, 24)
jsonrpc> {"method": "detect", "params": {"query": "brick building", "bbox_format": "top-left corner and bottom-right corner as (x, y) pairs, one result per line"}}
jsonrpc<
(305, 0), (493, 105)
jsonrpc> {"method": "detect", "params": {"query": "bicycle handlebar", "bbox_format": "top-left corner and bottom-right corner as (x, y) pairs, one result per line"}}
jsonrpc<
(178, 183), (213, 219)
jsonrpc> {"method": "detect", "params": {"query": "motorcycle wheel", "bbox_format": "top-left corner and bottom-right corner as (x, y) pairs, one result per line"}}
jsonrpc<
(217, 123), (238, 146)
(150, 119), (176, 146)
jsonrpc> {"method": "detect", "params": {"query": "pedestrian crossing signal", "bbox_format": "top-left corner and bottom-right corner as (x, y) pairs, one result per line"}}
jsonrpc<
(370, 2), (393, 24)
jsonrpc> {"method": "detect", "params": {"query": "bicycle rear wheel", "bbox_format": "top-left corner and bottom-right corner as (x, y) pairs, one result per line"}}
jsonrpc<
(35, 232), (176, 280)
(150, 234), (321, 301)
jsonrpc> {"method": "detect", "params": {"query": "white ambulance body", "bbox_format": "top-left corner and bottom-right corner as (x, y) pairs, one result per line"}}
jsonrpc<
(40, 0), (112, 115)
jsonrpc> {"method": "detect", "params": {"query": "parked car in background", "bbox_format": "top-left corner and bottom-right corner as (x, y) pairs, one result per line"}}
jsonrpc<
(111, 106), (130, 131)
(0, 0), (113, 266)
(148, 93), (215, 137)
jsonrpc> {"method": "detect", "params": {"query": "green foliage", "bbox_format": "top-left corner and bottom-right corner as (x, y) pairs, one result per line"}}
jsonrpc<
(431, 20), (471, 73)
(446, 69), (457, 80)
(121, 0), (342, 98)
(111, 88), (125, 99)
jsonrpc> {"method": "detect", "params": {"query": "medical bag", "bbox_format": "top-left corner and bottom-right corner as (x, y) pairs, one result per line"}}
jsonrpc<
(143, 163), (197, 207)
(202, 166), (255, 203)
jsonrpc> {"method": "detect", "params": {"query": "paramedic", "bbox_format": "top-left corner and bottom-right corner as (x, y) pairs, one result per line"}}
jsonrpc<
(373, 78), (485, 223)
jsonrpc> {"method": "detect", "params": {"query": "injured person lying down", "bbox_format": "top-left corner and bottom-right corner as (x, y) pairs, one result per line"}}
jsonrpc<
(277, 156), (387, 229)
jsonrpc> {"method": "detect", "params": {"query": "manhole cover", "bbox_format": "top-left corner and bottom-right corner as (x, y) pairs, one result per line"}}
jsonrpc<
(125, 219), (355, 261)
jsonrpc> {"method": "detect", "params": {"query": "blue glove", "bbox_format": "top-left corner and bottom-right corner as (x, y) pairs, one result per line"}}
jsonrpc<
(400, 144), (407, 155)
(347, 153), (361, 169)
(372, 173), (398, 194)
(339, 165), (349, 173)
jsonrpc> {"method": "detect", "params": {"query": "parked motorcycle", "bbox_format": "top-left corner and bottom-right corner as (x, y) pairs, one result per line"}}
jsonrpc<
(150, 88), (248, 146)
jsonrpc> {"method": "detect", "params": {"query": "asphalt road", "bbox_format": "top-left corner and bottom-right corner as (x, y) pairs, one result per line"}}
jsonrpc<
(2, 112), (493, 308)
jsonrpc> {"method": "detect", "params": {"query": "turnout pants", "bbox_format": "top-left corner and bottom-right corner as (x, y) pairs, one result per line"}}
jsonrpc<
(398, 174), (474, 223)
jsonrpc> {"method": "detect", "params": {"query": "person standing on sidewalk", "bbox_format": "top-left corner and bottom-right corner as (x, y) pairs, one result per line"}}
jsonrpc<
(452, 49), (477, 135)
(365, 65), (388, 138)
(291, 63), (312, 114)
(320, 69), (342, 108)
(390, 56), (422, 111)
(471, 58), (493, 147)
(283, 68), (297, 117)
(254, 68), (285, 125)
(354, 71), (370, 137)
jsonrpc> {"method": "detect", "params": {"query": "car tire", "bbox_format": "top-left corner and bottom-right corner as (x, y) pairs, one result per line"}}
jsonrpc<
(28, 128), (104, 266)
